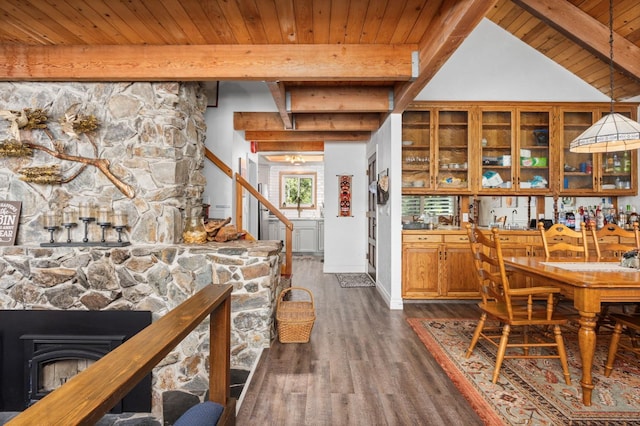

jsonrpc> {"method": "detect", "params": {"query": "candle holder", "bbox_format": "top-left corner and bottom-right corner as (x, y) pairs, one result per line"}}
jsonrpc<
(114, 225), (127, 244)
(62, 222), (77, 243)
(97, 221), (111, 243)
(44, 225), (59, 244)
(80, 217), (95, 243)
(42, 204), (130, 247)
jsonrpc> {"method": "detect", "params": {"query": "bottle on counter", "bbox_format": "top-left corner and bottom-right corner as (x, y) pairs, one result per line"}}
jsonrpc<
(623, 151), (631, 173)
(595, 205), (604, 230)
(618, 208), (627, 228)
(558, 204), (566, 226)
(565, 210), (575, 229)
(630, 207), (639, 228)
(605, 153), (614, 172)
(613, 154), (622, 172)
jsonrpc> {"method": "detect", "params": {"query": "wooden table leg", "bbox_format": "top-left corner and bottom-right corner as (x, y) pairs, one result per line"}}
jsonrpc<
(577, 311), (597, 406)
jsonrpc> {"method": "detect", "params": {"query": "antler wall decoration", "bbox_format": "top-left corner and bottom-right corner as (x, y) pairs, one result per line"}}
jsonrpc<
(0, 108), (134, 199)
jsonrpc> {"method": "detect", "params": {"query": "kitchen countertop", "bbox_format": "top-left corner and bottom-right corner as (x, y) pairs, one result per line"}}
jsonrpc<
(402, 225), (538, 234)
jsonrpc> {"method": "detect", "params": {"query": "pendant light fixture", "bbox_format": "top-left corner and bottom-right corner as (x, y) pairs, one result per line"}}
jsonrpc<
(570, 0), (640, 153)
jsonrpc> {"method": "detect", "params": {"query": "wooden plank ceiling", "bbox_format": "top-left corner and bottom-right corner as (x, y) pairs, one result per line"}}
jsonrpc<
(1, 0), (640, 152)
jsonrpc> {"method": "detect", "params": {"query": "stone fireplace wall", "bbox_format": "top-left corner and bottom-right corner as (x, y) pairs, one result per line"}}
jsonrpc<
(0, 82), (283, 422)
(0, 241), (283, 420)
(0, 81), (206, 245)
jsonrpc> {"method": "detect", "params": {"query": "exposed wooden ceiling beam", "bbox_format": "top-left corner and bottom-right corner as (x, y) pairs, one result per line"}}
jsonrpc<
(245, 131), (370, 142)
(234, 112), (380, 131)
(512, 0), (640, 82)
(294, 113), (380, 131)
(0, 44), (416, 81)
(288, 86), (393, 113)
(266, 81), (293, 129)
(253, 142), (324, 152)
(393, 0), (499, 113)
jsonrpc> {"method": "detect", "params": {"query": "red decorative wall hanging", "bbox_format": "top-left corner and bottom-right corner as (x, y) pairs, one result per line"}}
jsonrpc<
(338, 175), (352, 217)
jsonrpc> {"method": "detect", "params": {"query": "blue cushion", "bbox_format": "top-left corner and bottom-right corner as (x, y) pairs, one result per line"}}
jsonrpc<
(174, 401), (224, 426)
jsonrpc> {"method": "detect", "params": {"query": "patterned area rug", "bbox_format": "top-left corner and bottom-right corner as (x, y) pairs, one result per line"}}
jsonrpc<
(407, 318), (640, 425)
(335, 273), (375, 288)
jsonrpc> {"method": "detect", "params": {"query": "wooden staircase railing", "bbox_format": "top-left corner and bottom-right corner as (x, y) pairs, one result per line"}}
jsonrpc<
(7, 284), (234, 426)
(205, 148), (293, 276)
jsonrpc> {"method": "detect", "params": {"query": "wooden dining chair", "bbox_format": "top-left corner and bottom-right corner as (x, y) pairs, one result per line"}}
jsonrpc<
(465, 224), (571, 384)
(591, 222), (640, 259)
(538, 222), (589, 259)
(604, 313), (640, 377)
(590, 222), (640, 332)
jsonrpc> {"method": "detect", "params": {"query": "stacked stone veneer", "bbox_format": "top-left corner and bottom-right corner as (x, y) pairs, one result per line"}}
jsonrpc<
(0, 82), (283, 422)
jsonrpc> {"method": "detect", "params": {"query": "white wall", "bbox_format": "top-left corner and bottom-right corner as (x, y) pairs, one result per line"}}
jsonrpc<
(322, 142), (368, 273)
(203, 81), (275, 223)
(369, 114), (403, 309)
(417, 19), (608, 102)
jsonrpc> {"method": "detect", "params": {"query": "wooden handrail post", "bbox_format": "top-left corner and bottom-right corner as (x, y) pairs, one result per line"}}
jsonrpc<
(235, 177), (243, 231)
(209, 294), (231, 405)
(284, 226), (293, 276)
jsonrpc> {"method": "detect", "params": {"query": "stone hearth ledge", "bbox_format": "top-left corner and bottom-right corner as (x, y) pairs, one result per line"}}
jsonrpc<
(0, 239), (283, 420)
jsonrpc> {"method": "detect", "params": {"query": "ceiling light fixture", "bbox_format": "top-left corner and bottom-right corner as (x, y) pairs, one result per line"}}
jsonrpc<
(287, 155), (305, 165)
(570, 0), (640, 153)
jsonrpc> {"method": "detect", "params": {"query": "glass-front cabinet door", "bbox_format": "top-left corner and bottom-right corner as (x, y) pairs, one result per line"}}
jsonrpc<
(435, 109), (470, 192)
(560, 109), (596, 193)
(402, 110), (432, 193)
(516, 109), (551, 193)
(596, 108), (636, 193)
(480, 109), (514, 193)
(559, 107), (637, 194)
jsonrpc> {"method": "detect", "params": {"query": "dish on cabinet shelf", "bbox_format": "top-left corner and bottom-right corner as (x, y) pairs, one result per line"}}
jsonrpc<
(402, 140), (414, 146)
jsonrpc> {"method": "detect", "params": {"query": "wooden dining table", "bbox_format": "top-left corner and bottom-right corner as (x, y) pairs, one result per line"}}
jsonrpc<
(502, 256), (640, 406)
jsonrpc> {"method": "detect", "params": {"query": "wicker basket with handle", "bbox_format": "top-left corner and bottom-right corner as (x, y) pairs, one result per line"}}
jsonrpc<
(276, 287), (315, 343)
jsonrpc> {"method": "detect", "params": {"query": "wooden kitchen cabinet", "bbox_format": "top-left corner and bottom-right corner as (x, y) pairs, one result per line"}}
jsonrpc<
(402, 232), (477, 299)
(401, 107), (473, 194)
(402, 239), (441, 298)
(403, 101), (638, 197)
(515, 108), (552, 194)
(435, 109), (472, 193)
(480, 108), (514, 193)
(402, 230), (543, 299)
(402, 110), (433, 192)
(559, 105), (637, 195)
(441, 234), (478, 296)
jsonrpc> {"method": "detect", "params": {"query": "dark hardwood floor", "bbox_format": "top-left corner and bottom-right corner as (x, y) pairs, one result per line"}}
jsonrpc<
(236, 256), (484, 425)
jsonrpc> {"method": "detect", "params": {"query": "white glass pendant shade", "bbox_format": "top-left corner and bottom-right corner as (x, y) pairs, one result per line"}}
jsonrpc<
(570, 112), (640, 153)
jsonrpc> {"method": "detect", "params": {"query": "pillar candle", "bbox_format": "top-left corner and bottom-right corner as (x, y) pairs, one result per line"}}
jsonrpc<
(79, 201), (94, 219)
(113, 210), (127, 227)
(63, 208), (76, 225)
(43, 211), (59, 228)
(98, 207), (111, 224)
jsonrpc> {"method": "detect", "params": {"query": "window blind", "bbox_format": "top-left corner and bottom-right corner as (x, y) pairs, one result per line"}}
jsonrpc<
(402, 196), (456, 217)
